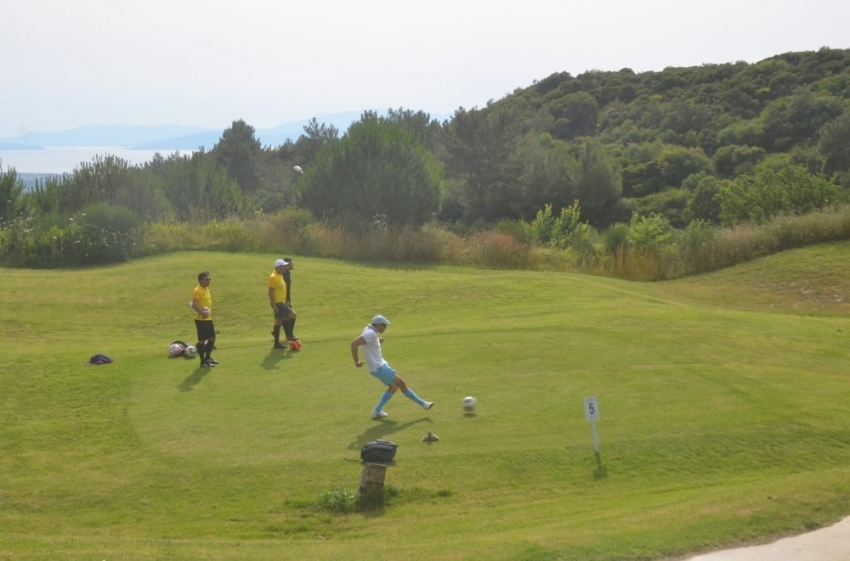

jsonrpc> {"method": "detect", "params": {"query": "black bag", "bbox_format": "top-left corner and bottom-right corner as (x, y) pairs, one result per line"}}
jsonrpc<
(87, 354), (113, 365)
(360, 439), (398, 463)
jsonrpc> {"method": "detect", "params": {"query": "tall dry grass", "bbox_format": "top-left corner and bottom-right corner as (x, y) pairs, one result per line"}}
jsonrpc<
(131, 205), (850, 281)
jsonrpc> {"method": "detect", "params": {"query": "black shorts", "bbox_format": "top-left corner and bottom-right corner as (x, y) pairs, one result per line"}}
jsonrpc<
(195, 319), (216, 340)
(275, 302), (293, 319)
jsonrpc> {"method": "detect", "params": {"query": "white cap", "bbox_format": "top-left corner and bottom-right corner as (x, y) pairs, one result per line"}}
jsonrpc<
(274, 259), (288, 267)
(371, 315), (390, 326)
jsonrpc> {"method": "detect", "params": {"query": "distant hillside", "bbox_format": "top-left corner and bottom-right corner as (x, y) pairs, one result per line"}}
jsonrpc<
(0, 110), (419, 151)
(131, 111), (377, 149)
(1, 125), (212, 148)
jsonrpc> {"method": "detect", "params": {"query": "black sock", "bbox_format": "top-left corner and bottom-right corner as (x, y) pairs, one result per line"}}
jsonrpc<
(273, 325), (281, 343)
(283, 320), (293, 340)
(289, 318), (297, 338)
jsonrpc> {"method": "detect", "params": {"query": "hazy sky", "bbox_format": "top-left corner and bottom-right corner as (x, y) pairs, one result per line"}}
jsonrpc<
(3, 0), (849, 137)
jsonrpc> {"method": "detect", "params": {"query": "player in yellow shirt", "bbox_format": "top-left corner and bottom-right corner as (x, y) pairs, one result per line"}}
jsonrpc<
(268, 258), (298, 349)
(191, 271), (217, 367)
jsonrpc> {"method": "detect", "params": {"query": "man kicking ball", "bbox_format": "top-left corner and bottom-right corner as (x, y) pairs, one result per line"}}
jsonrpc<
(351, 315), (434, 419)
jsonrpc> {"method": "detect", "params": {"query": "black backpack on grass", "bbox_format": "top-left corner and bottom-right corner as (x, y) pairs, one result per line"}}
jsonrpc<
(360, 439), (398, 463)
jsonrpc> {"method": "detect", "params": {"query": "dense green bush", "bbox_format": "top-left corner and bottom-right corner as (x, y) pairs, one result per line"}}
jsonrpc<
(80, 203), (141, 234)
(601, 222), (630, 254)
(627, 212), (673, 252)
(717, 163), (841, 224)
(1, 217), (137, 268)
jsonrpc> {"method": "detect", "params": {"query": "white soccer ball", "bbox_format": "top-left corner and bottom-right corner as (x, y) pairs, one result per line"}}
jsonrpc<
(184, 345), (198, 359)
(168, 343), (184, 357)
(200, 306), (210, 316)
(462, 396), (477, 412)
(293, 165), (303, 174)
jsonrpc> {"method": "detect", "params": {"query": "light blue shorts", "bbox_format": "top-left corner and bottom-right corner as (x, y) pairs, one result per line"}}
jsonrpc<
(370, 364), (397, 386)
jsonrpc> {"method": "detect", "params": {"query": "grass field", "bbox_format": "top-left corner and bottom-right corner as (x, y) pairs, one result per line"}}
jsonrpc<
(1, 243), (849, 560)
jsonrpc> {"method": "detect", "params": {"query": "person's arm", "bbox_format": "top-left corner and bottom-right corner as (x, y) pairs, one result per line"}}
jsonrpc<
(268, 287), (277, 311)
(351, 336), (366, 367)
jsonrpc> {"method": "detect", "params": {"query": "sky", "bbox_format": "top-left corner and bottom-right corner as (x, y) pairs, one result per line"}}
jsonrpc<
(3, 0), (849, 138)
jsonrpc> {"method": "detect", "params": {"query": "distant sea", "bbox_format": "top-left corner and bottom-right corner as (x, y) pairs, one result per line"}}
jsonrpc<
(0, 146), (195, 174)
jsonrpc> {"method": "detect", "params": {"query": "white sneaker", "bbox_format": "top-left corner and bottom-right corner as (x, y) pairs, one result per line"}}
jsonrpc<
(371, 410), (388, 419)
(422, 401), (434, 411)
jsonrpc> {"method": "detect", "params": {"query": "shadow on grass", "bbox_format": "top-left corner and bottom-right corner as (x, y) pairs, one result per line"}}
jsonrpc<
(594, 451), (608, 480)
(260, 348), (292, 370)
(178, 366), (210, 392)
(347, 417), (433, 451)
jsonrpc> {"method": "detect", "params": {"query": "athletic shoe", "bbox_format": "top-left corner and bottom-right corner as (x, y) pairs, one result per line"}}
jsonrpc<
(273, 342), (286, 349)
(371, 410), (388, 419)
(286, 336), (299, 343)
(201, 360), (216, 367)
(422, 401), (434, 410)
(207, 358), (219, 365)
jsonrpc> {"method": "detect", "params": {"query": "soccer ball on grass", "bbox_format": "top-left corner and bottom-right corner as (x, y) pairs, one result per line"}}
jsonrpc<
(462, 396), (477, 412)
(184, 345), (198, 359)
(289, 340), (302, 352)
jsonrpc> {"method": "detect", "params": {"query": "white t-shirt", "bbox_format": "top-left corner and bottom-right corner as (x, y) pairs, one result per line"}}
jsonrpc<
(360, 325), (387, 372)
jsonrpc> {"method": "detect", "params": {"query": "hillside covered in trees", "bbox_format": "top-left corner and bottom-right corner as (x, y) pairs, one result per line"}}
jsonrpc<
(1, 48), (849, 271)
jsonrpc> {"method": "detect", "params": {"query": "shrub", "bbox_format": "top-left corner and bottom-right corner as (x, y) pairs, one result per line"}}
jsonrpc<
(601, 223), (630, 254)
(717, 164), (840, 224)
(467, 230), (531, 269)
(530, 204), (556, 244)
(80, 203), (140, 234)
(316, 486), (358, 513)
(494, 219), (535, 246)
(550, 201), (595, 250)
(627, 212), (672, 252)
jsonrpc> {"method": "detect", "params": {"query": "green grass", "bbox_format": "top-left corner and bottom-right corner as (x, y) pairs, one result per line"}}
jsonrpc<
(1, 244), (849, 560)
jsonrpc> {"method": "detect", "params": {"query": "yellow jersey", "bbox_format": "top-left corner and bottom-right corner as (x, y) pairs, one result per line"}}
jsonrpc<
(192, 285), (212, 321)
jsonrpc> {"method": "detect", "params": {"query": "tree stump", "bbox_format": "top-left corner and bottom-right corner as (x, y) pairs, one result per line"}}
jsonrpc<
(359, 462), (387, 497)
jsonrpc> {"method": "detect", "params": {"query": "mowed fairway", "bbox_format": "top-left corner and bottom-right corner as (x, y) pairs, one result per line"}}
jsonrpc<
(1, 245), (849, 560)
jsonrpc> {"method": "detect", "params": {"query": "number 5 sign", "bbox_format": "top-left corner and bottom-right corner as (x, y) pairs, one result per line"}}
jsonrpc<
(584, 396), (601, 454)
(584, 396), (599, 421)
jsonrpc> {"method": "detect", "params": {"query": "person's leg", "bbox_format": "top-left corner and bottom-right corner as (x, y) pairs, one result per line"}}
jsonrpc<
(286, 314), (297, 341)
(276, 304), (296, 341)
(206, 322), (217, 362)
(206, 337), (217, 363)
(370, 366), (400, 417)
(394, 375), (433, 409)
(272, 307), (286, 348)
(199, 321), (217, 364)
(373, 386), (396, 415)
(194, 320), (207, 364)
(283, 311), (296, 340)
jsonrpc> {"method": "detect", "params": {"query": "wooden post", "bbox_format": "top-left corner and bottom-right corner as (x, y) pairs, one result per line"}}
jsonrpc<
(359, 462), (387, 497)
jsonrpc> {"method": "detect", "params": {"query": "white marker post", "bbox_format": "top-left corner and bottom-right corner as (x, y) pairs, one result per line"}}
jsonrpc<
(584, 396), (600, 453)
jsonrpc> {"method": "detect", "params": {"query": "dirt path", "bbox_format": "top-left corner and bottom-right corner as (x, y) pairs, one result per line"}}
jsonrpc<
(686, 516), (850, 560)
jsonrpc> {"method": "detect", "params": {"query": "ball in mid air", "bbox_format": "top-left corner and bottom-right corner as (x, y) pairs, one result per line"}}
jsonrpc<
(462, 396), (477, 412)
